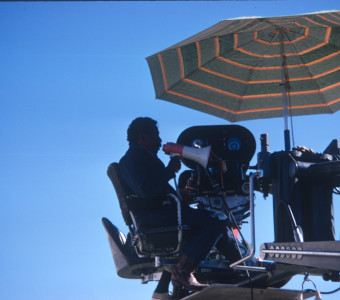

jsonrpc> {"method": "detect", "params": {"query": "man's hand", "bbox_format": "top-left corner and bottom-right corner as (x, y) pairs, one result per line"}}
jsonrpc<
(168, 156), (181, 173)
(295, 146), (315, 154)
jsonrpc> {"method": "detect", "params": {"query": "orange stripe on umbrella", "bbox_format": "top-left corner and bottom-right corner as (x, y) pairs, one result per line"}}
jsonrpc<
(217, 50), (340, 70)
(317, 14), (340, 25)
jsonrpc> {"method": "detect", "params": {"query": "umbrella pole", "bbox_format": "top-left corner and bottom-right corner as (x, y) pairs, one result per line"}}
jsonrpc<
(281, 79), (291, 151)
(279, 29), (291, 151)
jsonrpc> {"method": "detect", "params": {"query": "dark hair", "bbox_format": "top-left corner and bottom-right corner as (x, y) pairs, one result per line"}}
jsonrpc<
(127, 117), (158, 145)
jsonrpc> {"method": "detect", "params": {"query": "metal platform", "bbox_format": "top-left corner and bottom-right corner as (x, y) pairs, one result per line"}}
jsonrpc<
(182, 285), (315, 300)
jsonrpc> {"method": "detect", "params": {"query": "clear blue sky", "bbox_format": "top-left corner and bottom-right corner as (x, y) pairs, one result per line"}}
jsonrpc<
(1, 1), (340, 300)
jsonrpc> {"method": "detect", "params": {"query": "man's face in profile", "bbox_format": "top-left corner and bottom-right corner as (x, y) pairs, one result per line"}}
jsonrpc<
(138, 126), (162, 155)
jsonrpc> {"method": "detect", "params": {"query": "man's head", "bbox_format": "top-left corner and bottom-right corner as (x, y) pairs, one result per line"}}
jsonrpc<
(127, 117), (162, 154)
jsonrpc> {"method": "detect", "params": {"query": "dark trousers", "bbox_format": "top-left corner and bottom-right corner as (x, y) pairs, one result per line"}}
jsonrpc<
(180, 206), (226, 261)
(136, 204), (239, 262)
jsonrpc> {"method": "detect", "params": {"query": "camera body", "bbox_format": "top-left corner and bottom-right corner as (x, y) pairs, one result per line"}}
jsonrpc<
(176, 125), (256, 224)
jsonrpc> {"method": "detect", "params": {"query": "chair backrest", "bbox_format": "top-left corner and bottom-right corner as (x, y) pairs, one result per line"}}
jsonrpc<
(107, 163), (135, 226)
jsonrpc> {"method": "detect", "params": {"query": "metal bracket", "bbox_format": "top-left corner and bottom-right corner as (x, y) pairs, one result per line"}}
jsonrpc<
(141, 272), (162, 284)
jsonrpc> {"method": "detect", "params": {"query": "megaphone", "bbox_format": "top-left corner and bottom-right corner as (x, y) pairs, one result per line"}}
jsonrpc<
(163, 142), (211, 169)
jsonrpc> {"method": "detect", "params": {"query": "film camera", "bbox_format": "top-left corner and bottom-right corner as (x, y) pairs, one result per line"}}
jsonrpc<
(165, 124), (256, 226)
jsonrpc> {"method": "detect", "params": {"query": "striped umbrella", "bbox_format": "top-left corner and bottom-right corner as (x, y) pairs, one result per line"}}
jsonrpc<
(146, 11), (340, 149)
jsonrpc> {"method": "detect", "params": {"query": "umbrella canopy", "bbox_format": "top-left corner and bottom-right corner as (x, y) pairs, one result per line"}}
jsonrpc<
(146, 11), (340, 123)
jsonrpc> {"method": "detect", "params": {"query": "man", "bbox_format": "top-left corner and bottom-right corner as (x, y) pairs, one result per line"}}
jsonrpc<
(119, 117), (240, 299)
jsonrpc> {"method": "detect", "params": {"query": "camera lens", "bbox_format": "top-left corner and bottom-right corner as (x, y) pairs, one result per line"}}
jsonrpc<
(228, 137), (241, 151)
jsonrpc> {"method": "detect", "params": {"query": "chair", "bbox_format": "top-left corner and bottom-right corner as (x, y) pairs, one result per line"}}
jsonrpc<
(103, 163), (268, 285)
(105, 162), (189, 258)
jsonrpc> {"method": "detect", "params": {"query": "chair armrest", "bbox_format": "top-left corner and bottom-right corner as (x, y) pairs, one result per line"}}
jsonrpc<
(166, 193), (186, 254)
(167, 193), (183, 228)
(130, 193), (189, 257)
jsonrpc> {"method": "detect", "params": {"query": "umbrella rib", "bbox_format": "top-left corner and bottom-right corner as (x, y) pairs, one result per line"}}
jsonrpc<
(229, 30), (283, 121)
(170, 31), (282, 121)
(270, 19), (340, 50)
(281, 30), (335, 114)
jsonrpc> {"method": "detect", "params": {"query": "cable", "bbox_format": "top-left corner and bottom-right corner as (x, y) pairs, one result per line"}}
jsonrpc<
(305, 287), (340, 295)
(209, 149), (225, 189)
(320, 287), (340, 295)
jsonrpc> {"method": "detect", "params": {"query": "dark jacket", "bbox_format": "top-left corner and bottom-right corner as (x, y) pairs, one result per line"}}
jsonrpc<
(119, 144), (176, 212)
